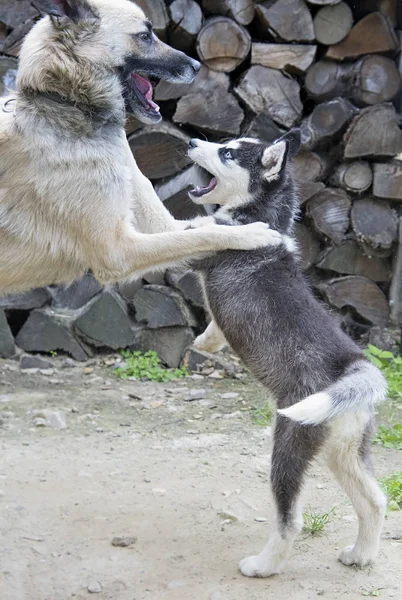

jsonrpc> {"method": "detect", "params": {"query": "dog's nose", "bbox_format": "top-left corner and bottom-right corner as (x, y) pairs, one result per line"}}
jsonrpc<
(189, 139), (198, 149)
(190, 58), (201, 74)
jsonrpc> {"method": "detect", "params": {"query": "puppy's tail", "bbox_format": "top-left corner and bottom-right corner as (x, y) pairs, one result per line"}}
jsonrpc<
(277, 359), (387, 426)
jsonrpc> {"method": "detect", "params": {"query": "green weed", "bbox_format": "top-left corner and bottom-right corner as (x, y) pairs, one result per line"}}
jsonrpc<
(374, 424), (402, 450)
(379, 472), (402, 511)
(364, 345), (402, 399)
(251, 402), (274, 426)
(114, 350), (187, 383)
(302, 507), (335, 536)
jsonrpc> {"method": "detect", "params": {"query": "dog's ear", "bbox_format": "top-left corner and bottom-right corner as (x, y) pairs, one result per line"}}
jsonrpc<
(32, 0), (99, 23)
(261, 140), (288, 182)
(277, 129), (301, 158)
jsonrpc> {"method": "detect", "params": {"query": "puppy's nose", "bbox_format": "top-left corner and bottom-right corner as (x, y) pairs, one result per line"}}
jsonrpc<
(190, 58), (201, 74)
(189, 139), (198, 149)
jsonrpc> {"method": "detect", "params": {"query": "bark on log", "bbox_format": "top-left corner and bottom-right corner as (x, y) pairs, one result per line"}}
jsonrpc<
(196, 16), (251, 73)
(307, 188), (351, 244)
(169, 0), (203, 52)
(235, 66), (303, 129)
(330, 161), (373, 194)
(343, 104), (402, 159)
(255, 0), (315, 42)
(173, 71), (244, 136)
(292, 151), (329, 182)
(244, 113), (283, 143)
(305, 56), (401, 105)
(320, 276), (390, 327)
(372, 162), (402, 201)
(351, 198), (398, 255)
(251, 43), (316, 75)
(299, 181), (326, 205)
(317, 241), (391, 281)
(294, 223), (321, 270)
(128, 123), (191, 180)
(326, 12), (399, 61)
(389, 217), (402, 325)
(300, 98), (357, 149)
(201, 0), (255, 26)
(135, 0), (169, 39)
(314, 2), (353, 46)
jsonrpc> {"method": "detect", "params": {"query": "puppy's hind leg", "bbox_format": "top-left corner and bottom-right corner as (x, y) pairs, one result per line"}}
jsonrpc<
(326, 419), (386, 568)
(240, 417), (324, 578)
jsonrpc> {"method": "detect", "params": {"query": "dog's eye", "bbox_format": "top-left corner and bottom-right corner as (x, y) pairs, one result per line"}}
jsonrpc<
(140, 32), (152, 43)
(225, 151), (233, 160)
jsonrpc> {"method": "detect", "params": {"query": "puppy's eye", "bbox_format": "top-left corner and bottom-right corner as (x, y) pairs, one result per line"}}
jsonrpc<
(225, 150), (233, 160)
(140, 32), (152, 43)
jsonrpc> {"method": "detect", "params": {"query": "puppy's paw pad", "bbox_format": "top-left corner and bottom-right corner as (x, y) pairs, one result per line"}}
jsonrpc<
(239, 555), (275, 578)
(338, 546), (373, 568)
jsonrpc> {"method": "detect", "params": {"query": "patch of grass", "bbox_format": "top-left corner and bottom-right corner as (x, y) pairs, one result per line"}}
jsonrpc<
(374, 424), (402, 450)
(379, 472), (402, 511)
(361, 588), (383, 597)
(364, 345), (402, 400)
(251, 402), (274, 426)
(302, 507), (335, 536)
(114, 350), (187, 383)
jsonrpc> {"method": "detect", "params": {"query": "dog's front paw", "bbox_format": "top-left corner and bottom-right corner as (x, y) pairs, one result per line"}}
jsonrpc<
(338, 545), (374, 568)
(235, 222), (282, 250)
(239, 555), (278, 578)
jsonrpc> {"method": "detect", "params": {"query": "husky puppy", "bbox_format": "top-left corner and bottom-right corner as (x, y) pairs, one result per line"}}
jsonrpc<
(0, 0), (276, 294)
(187, 131), (387, 578)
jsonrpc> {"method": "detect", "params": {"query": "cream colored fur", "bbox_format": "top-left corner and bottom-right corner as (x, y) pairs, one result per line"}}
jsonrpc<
(0, 0), (276, 295)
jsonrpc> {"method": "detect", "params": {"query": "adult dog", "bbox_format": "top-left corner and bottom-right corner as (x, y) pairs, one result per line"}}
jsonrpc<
(187, 132), (387, 577)
(0, 0), (276, 294)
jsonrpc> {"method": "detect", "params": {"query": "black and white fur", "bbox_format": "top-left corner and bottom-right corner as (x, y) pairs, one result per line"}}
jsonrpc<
(187, 131), (387, 578)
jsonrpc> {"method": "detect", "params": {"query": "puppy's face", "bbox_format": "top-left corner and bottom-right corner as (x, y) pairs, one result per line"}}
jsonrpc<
(187, 135), (296, 207)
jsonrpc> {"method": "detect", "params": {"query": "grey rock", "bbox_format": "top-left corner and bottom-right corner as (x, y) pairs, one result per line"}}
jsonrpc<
(186, 389), (207, 402)
(111, 536), (137, 547)
(118, 279), (143, 303)
(16, 309), (90, 362)
(50, 273), (102, 310)
(369, 326), (399, 354)
(182, 348), (238, 376)
(133, 285), (197, 329)
(0, 309), (16, 358)
(220, 392), (240, 399)
(166, 270), (205, 308)
(74, 291), (139, 350)
(0, 288), (50, 310)
(20, 354), (54, 371)
(135, 327), (194, 368)
(143, 270), (166, 286)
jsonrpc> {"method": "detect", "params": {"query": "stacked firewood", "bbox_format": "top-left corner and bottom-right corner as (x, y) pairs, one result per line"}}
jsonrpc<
(1, 0), (402, 344)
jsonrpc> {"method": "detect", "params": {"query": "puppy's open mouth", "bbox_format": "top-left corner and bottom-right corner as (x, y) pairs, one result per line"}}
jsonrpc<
(130, 73), (160, 117)
(190, 172), (218, 198)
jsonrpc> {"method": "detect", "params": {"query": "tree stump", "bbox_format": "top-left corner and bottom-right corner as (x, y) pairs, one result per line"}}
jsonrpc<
(351, 198), (398, 255)
(169, 0), (203, 52)
(201, 0), (255, 26)
(255, 0), (314, 42)
(235, 65), (303, 129)
(314, 2), (353, 46)
(128, 123), (191, 180)
(196, 16), (251, 72)
(330, 161), (373, 194)
(300, 97), (357, 149)
(343, 104), (402, 159)
(307, 188), (351, 244)
(317, 241), (391, 281)
(373, 162), (402, 201)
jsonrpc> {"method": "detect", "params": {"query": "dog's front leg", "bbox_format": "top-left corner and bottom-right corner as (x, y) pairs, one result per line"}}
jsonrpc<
(194, 321), (228, 353)
(91, 221), (281, 283)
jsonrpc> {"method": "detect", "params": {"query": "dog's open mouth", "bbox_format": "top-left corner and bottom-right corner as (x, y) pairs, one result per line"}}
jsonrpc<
(190, 173), (218, 198)
(131, 73), (160, 117)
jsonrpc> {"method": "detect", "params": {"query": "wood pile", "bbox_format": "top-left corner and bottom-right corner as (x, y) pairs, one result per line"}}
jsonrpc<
(1, 0), (402, 353)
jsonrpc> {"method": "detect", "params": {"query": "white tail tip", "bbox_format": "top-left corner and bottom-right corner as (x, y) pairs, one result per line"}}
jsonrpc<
(277, 392), (332, 426)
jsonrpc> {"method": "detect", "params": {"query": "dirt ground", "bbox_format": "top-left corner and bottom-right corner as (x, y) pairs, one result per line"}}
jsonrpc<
(1, 355), (401, 600)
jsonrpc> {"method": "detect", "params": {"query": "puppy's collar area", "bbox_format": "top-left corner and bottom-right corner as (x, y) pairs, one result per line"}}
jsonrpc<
(19, 88), (124, 127)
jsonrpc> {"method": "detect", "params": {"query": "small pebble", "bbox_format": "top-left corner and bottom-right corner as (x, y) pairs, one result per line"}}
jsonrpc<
(87, 581), (102, 594)
(208, 370), (224, 379)
(186, 389), (207, 402)
(220, 393), (239, 399)
(152, 488), (166, 496)
(255, 517), (267, 523)
(111, 536), (137, 548)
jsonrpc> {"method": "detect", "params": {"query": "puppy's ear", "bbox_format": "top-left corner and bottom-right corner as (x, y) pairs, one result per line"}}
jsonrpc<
(32, 0), (99, 23)
(261, 140), (287, 182)
(277, 129), (301, 158)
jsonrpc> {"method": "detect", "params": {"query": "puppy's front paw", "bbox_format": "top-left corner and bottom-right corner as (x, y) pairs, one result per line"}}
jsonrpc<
(239, 555), (278, 578)
(338, 545), (374, 568)
(237, 222), (282, 250)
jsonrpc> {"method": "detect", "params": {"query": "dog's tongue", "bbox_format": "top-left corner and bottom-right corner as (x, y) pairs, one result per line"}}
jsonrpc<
(132, 73), (159, 110)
